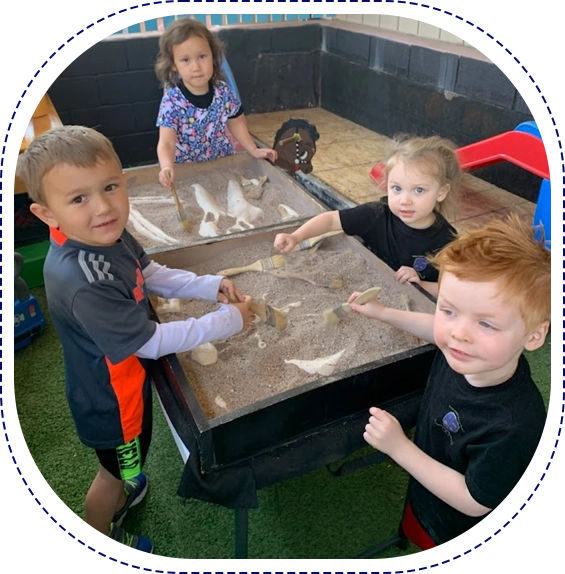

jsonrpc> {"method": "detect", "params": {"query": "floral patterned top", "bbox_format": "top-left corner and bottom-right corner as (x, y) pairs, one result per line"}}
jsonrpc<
(156, 80), (242, 163)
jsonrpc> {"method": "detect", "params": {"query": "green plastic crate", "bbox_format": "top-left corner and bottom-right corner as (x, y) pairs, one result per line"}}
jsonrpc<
(16, 241), (50, 288)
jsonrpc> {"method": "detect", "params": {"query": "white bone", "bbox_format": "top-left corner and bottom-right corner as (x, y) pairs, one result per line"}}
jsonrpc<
(284, 349), (346, 376)
(130, 197), (175, 205)
(198, 219), (220, 238)
(277, 204), (300, 221)
(215, 396), (228, 409)
(155, 297), (182, 312)
(192, 183), (226, 222)
(191, 342), (218, 365)
(227, 179), (264, 224)
(129, 207), (179, 245)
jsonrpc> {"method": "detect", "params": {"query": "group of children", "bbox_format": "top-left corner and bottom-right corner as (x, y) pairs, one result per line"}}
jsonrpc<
(16, 17), (550, 556)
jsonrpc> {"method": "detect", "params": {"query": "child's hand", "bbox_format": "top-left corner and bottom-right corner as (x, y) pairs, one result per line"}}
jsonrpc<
(347, 291), (386, 320)
(273, 232), (298, 254)
(250, 147), (278, 163)
(395, 265), (421, 285)
(363, 407), (408, 456)
(159, 167), (175, 190)
(218, 278), (244, 304)
(233, 295), (255, 330)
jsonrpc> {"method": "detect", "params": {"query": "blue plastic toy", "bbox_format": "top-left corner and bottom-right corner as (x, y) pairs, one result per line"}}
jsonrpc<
(15, 252), (46, 351)
(514, 121), (551, 249)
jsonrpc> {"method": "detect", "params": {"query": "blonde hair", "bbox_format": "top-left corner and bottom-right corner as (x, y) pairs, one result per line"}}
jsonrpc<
(383, 134), (461, 221)
(16, 125), (121, 205)
(154, 18), (225, 88)
(430, 213), (551, 332)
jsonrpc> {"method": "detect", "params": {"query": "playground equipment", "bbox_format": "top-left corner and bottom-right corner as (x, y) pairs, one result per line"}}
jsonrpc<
(14, 253), (46, 351)
(369, 122), (551, 248)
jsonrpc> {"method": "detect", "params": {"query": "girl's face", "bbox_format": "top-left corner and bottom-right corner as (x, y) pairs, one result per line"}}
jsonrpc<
(386, 159), (450, 229)
(172, 35), (214, 95)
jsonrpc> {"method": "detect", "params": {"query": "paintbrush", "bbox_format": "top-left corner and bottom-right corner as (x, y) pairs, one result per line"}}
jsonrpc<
(249, 299), (288, 330)
(217, 254), (286, 277)
(170, 182), (191, 232)
(322, 287), (382, 324)
(400, 293), (422, 345)
(268, 269), (343, 289)
(290, 230), (344, 252)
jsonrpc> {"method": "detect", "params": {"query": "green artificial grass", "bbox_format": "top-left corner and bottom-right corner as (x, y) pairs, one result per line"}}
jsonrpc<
(14, 287), (551, 559)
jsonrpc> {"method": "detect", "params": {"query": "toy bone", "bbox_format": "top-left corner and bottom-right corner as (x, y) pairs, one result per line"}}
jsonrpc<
(277, 204), (300, 222)
(192, 183), (226, 222)
(284, 349), (346, 376)
(241, 175), (268, 200)
(129, 207), (179, 245)
(198, 219), (220, 238)
(130, 197), (175, 205)
(155, 297), (182, 312)
(226, 179), (264, 226)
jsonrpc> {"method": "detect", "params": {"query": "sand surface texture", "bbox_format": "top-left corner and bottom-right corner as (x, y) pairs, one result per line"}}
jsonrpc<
(152, 233), (436, 421)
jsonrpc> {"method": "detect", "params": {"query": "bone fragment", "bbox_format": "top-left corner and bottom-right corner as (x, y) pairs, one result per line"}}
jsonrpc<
(155, 297), (182, 312)
(198, 219), (220, 238)
(129, 207), (179, 245)
(191, 342), (218, 366)
(227, 179), (264, 224)
(215, 396), (228, 410)
(192, 183), (226, 221)
(277, 204), (300, 221)
(284, 349), (346, 376)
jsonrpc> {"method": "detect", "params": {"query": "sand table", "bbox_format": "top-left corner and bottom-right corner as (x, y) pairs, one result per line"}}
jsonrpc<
(125, 154), (325, 253)
(152, 233), (436, 421)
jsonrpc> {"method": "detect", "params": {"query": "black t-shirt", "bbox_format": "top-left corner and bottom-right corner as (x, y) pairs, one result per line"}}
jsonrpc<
(409, 352), (546, 544)
(339, 201), (457, 281)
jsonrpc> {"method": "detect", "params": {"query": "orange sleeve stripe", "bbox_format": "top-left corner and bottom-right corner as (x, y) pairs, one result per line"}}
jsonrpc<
(105, 355), (146, 444)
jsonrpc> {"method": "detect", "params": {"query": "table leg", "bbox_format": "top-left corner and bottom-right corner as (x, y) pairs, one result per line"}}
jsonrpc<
(235, 507), (249, 558)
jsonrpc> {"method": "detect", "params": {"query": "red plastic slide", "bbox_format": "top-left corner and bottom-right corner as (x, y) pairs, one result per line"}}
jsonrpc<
(370, 130), (550, 187)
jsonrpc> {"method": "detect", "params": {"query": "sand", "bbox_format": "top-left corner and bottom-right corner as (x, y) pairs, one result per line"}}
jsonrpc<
(152, 233), (436, 421)
(125, 155), (324, 253)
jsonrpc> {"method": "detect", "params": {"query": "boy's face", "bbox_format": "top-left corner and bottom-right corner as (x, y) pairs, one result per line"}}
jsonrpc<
(433, 272), (548, 387)
(30, 158), (129, 247)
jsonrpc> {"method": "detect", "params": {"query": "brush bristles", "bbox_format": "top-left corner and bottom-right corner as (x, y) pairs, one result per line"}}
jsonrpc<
(327, 275), (343, 289)
(322, 305), (348, 324)
(251, 301), (288, 330)
(261, 254), (286, 271)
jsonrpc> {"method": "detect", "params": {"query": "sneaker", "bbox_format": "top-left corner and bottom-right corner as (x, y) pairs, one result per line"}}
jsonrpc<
(109, 522), (154, 554)
(112, 473), (148, 526)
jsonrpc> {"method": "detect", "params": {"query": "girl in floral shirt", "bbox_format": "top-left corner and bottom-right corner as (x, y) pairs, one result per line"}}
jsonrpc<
(155, 18), (277, 190)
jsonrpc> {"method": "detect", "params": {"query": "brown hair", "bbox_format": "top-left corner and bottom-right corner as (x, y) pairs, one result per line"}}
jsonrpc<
(154, 18), (225, 88)
(16, 125), (121, 205)
(383, 134), (461, 221)
(429, 213), (551, 332)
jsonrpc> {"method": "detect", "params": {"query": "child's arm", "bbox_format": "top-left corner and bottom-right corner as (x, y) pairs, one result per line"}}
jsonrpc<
(227, 115), (278, 162)
(157, 126), (177, 190)
(274, 211), (342, 253)
(135, 296), (255, 360)
(143, 260), (234, 302)
(364, 407), (491, 517)
(348, 293), (436, 343)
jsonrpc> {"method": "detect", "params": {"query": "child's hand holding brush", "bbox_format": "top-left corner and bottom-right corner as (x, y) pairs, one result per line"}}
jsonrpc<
(217, 278), (244, 304)
(232, 295), (256, 330)
(346, 290), (387, 320)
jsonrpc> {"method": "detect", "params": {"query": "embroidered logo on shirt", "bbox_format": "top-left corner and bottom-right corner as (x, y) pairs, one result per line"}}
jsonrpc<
(434, 406), (465, 445)
(413, 256), (429, 272)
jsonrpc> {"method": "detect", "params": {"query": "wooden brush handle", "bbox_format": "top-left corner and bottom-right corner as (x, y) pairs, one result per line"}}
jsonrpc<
(292, 230), (344, 252)
(342, 287), (382, 312)
(217, 264), (255, 277)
